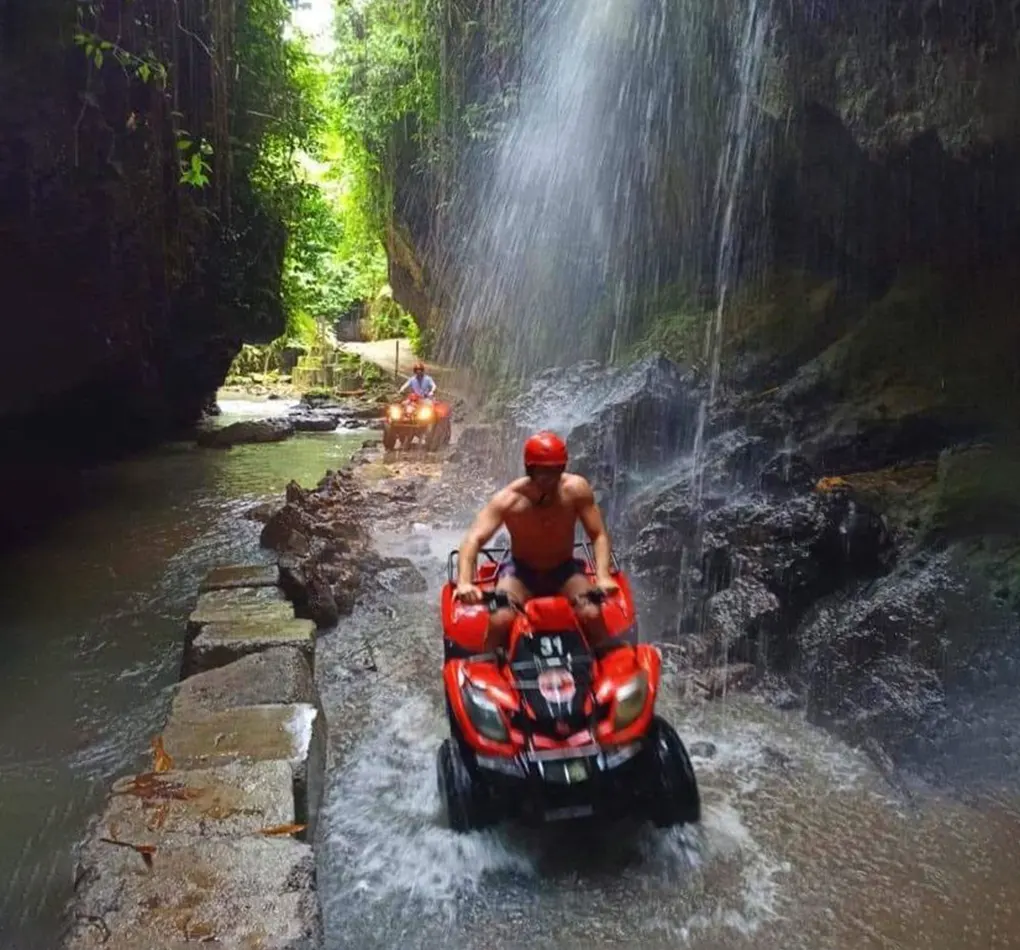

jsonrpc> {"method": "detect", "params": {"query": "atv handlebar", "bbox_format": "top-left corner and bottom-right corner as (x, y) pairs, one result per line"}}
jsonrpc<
(462, 587), (612, 612)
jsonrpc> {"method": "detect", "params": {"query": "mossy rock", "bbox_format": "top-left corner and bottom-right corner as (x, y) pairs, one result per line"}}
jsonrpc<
(926, 444), (1020, 539)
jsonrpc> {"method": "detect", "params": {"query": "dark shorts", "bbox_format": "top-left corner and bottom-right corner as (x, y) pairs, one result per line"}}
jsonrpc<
(497, 557), (586, 598)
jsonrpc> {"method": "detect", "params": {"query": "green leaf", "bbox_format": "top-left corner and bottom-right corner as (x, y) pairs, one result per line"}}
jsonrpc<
(137, 62), (151, 82)
(93, 48), (103, 69)
(177, 138), (192, 150)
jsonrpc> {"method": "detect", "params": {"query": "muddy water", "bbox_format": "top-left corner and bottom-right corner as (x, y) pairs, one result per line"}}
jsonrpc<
(0, 399), (373, 950)
(317, 467), (1020, 950)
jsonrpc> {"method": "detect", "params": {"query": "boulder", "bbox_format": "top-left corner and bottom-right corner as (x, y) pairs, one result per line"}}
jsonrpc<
(703, 576), (781, 661)
(507, 355), (702, 477)
(196, 418), (294, 449)
(288, 410), (340, 432)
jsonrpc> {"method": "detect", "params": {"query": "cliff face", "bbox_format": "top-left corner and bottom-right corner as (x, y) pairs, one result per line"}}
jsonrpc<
(0, 0), (285, 463)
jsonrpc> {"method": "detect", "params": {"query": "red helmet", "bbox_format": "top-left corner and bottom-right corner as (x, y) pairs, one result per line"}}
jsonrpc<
(413, 361), (425, 373)
(524, 431), (568, 469)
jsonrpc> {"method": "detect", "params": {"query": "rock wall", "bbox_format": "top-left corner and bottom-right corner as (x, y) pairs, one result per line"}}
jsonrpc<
(0, 0), (285, 468)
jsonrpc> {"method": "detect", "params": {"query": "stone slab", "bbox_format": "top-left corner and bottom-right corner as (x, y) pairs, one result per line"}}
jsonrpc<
(92, 761), (295, 848)
(162, 703), (326, 840)
(174, 648), (319, 717)
(197, 563), (281, 592)
(180, 616), (316, 679)
(64, 836), (320, 950)
(187, 585), (293, 630)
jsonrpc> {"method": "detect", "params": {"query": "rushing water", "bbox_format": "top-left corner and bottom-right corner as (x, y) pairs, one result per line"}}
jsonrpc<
(0, 399), (372, 950)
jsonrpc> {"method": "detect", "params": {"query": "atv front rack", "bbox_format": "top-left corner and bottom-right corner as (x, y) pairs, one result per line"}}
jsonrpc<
(446, 542), (621, 586)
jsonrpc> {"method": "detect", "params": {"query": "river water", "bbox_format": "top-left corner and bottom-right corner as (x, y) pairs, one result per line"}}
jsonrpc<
(0, 399), (372, 950)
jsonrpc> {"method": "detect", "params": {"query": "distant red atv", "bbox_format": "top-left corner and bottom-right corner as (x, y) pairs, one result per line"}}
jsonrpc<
(381, 392), (452, 451)
(437, 542), (701, 831)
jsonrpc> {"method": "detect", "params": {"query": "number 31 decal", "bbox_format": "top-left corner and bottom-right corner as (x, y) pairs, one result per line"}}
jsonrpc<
(539, 636), (564, 657)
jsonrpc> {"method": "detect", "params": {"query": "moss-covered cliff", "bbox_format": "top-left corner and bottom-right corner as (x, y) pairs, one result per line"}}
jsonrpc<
(0, 0), (293, 461)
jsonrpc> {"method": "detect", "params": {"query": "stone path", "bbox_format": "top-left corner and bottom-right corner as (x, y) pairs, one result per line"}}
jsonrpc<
(62, 565), (325, 949)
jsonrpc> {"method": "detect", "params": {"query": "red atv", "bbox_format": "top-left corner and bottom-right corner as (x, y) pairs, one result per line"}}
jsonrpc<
(437, 543), (700, 831)
(382, 392), (452, 451)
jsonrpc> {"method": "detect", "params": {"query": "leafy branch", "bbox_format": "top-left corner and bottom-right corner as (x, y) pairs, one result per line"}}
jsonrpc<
(72, 28), (168, 87)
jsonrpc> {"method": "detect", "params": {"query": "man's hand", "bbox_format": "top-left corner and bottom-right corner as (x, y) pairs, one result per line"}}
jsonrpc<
(595, 574), (620, 595)
(454, 582), (483, 604)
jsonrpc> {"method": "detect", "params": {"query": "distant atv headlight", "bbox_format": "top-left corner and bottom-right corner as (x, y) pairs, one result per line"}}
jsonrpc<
(462, 683), (509, 742)
(613, 671), (649, 730)
(387, 406), (402, 421)
(417, 405), (434, 422)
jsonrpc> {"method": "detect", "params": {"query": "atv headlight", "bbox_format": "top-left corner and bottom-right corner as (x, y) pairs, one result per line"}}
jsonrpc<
(417, 405), (434, 422)
(387, 406), (402, 421)
(462, 684), (509, 742)
(613, 671), (649, 730)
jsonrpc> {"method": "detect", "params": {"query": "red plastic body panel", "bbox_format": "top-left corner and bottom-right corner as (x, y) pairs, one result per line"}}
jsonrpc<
(441, 548), (656, 759)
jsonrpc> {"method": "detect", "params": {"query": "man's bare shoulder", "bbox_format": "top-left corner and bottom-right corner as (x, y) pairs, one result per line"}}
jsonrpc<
(489, 478), (530, 510)
(562, 472), (594, 502)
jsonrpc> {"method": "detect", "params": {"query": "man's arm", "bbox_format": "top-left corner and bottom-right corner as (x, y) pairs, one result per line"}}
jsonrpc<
(398, 378), (410, 394)
(457, 493), (509, 587)
(576, 480), (615, 584)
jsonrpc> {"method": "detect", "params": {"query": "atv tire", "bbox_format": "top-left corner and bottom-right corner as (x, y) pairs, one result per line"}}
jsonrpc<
(425, 423), (442, 452)
(437, 737), (492, 832)
(382, 427), (397, 450)
(647, 716), (701, 827)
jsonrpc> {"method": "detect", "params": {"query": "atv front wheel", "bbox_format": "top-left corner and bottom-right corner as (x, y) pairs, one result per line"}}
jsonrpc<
(382, 427), (397, 450)
(647, 716), (701, 827)
(437, 738), (493, 832)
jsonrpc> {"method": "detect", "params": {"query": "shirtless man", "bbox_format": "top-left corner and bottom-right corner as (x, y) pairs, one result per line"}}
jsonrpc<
(453, 431), (620, 652)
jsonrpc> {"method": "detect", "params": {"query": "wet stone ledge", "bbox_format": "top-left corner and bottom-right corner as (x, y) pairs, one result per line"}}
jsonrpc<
(61, 565), (326, 950)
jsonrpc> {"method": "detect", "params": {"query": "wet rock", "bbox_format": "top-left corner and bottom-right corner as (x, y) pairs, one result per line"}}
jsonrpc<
(103, 761), (296, 845)
(300, 391), (341, 410)
(688, 741), (717, 759)
(198, 563), (279, 592)
(186, 586), (293, 632)
(508, 354), (702, 476)
(181, 616), (316, 679)
(244, 501), (276, 523)
(797, 550), (1002, 754)
(173, 648), (319, 716)
(704, 576), (781, 660)
(65, 835), (320, 950)
(373, 557), (428, 594)
(162, 702), (326, 839)
(260, 504), (313, 556)
(288, 410), (340, 432)
(196, 418), (294, 448)
(687, 663), (758, 699)
(758, 450), (817, 497)
(278, 557), (341, 628)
